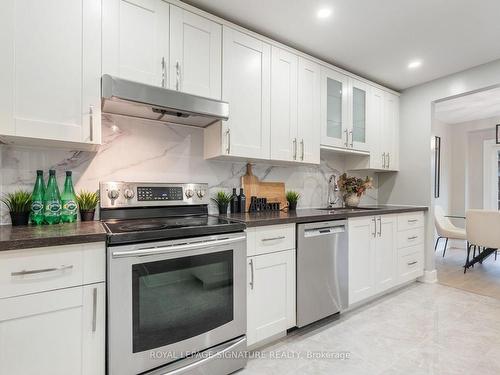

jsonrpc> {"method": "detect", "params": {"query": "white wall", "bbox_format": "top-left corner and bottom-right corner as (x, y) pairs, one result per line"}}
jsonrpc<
(378, 59), (500, 276)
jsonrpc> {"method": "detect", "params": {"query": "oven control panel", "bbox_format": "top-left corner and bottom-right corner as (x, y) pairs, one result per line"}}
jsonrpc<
(99, 182), (209, 208)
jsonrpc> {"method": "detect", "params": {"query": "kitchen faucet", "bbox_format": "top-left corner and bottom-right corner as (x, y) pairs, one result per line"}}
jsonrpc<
(327, 174), (342, 208)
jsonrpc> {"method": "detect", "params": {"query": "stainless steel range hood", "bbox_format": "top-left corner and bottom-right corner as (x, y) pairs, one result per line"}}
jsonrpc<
(101, 74), (229, 127)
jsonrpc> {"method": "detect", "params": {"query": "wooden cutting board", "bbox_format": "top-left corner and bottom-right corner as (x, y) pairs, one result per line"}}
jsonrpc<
(240, 164), (287, 212)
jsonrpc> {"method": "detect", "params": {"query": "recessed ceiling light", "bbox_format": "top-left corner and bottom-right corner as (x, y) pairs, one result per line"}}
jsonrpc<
(408, 60), (422, 69)
(317, 8), (332, 19)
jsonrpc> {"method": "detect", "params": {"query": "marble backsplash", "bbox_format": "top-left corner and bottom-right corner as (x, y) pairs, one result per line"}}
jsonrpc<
(0, 116), (378, 225)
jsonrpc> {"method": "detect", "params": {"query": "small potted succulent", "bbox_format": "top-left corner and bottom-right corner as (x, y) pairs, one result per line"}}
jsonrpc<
(337, 173), (373, 207)
(212, 191), (232, 215)
(286, 191), (300, 211)
(76, 190), (99, 221)
(1, 190), (32, 226)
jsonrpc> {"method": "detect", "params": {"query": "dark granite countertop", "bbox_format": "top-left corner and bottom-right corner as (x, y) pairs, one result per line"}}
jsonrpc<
(223, 205), (428, 227)
(0, 221), (107, 252)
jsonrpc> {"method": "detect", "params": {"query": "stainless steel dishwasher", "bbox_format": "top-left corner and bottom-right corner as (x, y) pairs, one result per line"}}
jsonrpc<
(296, 220), (348, 327)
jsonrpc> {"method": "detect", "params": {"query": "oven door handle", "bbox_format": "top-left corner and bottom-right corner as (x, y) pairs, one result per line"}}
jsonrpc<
(111, 235), (246, 258)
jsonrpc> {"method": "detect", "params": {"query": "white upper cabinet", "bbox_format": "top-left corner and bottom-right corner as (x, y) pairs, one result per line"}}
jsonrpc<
(170, 5), (222, 99)
(320, 67), (350, 149)
(221, 26), (271, 159)
(297, 58), (321, 164)
(383, 92), (399, 170)
(0, 0), (101, 148)
(102, 0), (169, 87)
(350, 79), (370, 152)
(270, 47), (298, 162)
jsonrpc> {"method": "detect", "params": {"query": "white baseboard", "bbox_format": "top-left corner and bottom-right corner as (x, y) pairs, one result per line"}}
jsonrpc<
(418, 269), (438, 284)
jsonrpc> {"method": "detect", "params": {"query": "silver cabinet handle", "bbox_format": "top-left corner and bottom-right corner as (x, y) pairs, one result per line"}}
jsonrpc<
(261, 236), (286, 242)
(387, 153), (390, 169)
(408, 236), (418, 240)
(176, 61), (181, 91)
(377, 217), (382, 237)
(382, 152), (386, 168)
(300, 139), (304, 161)
(408, 219), (418, 223)
(225, 128), (231, 154)
(11, 264), (73, 277)
(89, 105), (94, 142)
(344, 129), (348, 147)
(292, 138), (297, 160)
(249, 259), (254, 290)
(407, 261), (418, 266)
(349, 129), (353, 148)
(161, 57), (166, 88)
(371, 217), (376, 238)
(92, 287), (97, 332)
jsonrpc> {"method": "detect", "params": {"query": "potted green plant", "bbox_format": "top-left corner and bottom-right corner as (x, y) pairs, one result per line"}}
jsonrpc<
(76, 190), (99, 221)
(286, 191), (300, 211)
(1, 190), (32, 226)
(212, 191), (232, 215)
(337, 173), (373, 207)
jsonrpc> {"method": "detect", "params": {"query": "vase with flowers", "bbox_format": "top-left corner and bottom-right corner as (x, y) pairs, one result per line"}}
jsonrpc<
(337, 173), (373, 207)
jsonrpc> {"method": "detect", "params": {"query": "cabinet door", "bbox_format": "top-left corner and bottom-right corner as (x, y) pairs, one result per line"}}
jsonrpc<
(374, 215), (397, 293)
(320, 67), (349, 149)
(383, 92), (399, 170)
(170, 5), (221, 99)
(103, 0), (169, 87)
(350, 79), (370, 152)
(0, 0), (101, 145)
(222, 27), (271, 159)
(369, 87), (385, 169)
(297, 58), (321, 164)
(0, 284), (105, 375)
(270, 47), (298, 162)
(247, 250), (295, 347)
(348, 217), (376, 305)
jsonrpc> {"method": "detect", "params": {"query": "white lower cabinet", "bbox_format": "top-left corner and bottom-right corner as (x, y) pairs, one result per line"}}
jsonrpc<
(348, 213), (423, 306)
(246, 224), (296, 347)
(0, 243), (106, 375)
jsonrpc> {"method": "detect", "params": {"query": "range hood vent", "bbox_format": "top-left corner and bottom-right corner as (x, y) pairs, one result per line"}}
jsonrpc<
(101, 75), (229, 127)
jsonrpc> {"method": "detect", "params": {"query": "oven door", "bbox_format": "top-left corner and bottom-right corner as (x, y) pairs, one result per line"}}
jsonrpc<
(107, 232), (246, 375)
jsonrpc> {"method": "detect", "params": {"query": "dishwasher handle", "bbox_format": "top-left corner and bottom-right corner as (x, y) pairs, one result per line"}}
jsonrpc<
(304, 224), (346, 238)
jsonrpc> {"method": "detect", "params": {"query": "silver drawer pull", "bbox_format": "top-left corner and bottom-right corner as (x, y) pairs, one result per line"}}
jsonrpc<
(407, 261), (418, 266)
(249, 259), (255, 290)
(408, 219), (418, 223)
(408, 236), (418, 240)
(11, 264), (73, 277)
(261, 236), (286, 242)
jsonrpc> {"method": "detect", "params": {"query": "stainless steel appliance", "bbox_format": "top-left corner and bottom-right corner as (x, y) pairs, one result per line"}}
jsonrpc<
(296, 220), (348, 327)
(101, 75), (229, 127)
(100, 181), (247, 375)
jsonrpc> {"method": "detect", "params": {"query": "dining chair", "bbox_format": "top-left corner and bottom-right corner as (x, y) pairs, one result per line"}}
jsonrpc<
(434, 205), (466, 257)
(465, 209), (500, 273)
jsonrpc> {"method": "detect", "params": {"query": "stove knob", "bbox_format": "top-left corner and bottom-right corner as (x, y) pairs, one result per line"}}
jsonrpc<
(197, 190), (206, 198)
(124, 189), (135, 199)
(185, 189), (194, 198)
(108, 189), (119, 200)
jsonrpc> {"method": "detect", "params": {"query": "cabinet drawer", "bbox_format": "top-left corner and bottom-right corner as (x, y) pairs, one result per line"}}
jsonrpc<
(397, 212), (424, 231)
(397, 245), (424, 284)
(247, 224), (295, 256)
(397, 227), (425, 248)
(0, 242), (105, 299)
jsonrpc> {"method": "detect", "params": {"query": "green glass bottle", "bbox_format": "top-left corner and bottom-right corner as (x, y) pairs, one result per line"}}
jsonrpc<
(43, 170), (61, 225)
(61, 171), (78, 223)
(30, 170), (46, 225)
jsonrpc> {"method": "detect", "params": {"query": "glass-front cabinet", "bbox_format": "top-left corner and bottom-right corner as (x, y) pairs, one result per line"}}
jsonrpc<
(321, 68), (349, 149)
(320, 68), (370, 152)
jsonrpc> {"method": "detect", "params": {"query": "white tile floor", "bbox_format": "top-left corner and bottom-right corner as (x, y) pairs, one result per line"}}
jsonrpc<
(237, 283), (500, 374)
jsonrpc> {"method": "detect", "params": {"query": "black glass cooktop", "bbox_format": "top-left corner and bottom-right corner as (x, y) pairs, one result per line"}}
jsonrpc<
(103, 215), (246, 245)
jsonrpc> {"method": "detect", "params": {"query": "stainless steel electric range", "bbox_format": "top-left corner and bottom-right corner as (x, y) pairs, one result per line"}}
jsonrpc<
(100, 181), (247, 375)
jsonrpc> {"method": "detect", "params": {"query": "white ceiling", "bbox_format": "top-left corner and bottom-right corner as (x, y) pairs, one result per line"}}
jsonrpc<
(182, 0), (500, 91)
(434, 86), (500, 124)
